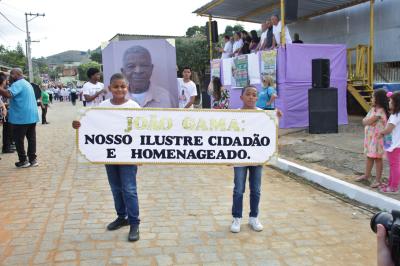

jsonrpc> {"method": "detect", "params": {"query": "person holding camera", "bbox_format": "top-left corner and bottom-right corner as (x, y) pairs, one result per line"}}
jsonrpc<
(377, 224), (395, 266)
(372, 211), (400, 266)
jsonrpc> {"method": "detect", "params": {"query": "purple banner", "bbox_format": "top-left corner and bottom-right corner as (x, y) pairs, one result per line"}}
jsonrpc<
(220, 44), (348, 128)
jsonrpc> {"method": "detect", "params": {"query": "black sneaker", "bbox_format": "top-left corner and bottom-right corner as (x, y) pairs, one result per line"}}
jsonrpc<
(106, 217), (129, 231)
(2, 150), (14, 154)
(15, 161), (30, 168)
(29, 159), (39, 167)
(128, 224), (140, 242)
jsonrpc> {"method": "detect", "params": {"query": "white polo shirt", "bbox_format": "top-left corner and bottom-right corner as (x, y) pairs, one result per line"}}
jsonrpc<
(273, 21), (292, 46)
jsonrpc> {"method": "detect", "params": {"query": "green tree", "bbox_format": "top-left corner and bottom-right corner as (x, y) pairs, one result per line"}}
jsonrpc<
(33, 76), (42, 85)
(47, 65), (64, 81)
(0, 43), (27, 71)
(176, 36), (209, 89)
(177, 24), (248, 89)
(90, 52), (102, 64)
(224, 24), (244, 37)
(77, 61), (102, 81)
(186, 25), (206, 37)
(56, 65), (64, 75)
(48, 68), (58, 80)
(33, 57), (49, 74)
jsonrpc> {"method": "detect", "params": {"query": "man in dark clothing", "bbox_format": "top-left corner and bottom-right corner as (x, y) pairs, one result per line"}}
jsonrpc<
(293, 33), (304, 44)
(0, 73), (14, 154)
(2, 96), (14, 154)
(265, 20), (276, 49)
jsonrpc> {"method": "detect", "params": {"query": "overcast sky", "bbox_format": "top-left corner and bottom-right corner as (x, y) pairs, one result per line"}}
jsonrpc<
(0, 0), (259, 58)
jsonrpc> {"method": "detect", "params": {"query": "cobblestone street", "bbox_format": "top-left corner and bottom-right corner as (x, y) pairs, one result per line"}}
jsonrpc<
(0, 102), (377, 265)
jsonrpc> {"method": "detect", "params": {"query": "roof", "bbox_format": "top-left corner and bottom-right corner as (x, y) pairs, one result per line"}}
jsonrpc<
(109, 33), (183, 42)
(193, 0), (370, 24)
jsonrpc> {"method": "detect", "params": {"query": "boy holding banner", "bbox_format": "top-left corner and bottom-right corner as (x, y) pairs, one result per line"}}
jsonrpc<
(72, 73), (142, 242)
(231, 86), (264, 233)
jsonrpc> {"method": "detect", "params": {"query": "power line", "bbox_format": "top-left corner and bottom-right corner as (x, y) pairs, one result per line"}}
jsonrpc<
(0, 1), (25, 13)
(0, 11), (25, 33)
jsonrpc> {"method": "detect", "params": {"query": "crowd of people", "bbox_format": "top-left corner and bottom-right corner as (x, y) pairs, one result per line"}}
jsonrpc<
(0, 58), (281, 241)
(0, 68), (96, 166)
(0, 69), (396, 266)
(0, 33), (395, 265)
(43, 84), (80, 105)
(217, 14), (302, 59)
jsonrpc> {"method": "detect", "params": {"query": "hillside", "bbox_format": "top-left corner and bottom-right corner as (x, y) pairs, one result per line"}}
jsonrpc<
(45, 50), (91, 65)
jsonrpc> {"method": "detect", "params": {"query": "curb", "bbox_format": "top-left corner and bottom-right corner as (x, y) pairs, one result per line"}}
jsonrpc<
(272, 157), (400, 211)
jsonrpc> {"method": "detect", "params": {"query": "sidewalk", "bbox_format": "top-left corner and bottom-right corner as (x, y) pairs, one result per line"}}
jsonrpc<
(0, 103), (377, 265)
(279, 115), (400, 201)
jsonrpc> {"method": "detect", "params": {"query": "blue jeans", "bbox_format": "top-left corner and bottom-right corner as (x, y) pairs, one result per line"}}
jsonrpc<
(232, 166), (262, 218)
(105, 165), (140, 225)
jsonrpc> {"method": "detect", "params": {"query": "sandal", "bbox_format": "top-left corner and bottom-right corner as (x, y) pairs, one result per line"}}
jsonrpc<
(355, 175), (369, 182)
(379, 183), (388, 189)
(379, 186), (398, 194)
(370, 182), (382, 188)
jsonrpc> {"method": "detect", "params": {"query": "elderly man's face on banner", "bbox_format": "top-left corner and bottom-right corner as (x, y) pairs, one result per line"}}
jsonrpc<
(121, 49), (154, 94)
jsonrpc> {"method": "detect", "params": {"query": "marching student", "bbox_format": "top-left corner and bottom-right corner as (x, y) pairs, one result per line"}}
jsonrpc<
(40, 86), (50, 124)
(72, 73), (142, 241)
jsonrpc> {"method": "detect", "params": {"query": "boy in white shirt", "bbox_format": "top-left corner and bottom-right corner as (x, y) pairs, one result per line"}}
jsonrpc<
(82, 68), (107, 107)
(73, 73), (141, 242)
(177, 67), (197, 108)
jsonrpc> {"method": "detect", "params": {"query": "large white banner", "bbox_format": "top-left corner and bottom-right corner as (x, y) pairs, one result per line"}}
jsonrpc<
(77, 108), (277, 165)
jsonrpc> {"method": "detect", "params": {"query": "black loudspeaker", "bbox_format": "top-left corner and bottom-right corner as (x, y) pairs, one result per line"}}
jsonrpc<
(308, 88), (338, 134)
(285, 0), (298, 21)
(206, 21), (219, 43)
(312, 59), (330, 88)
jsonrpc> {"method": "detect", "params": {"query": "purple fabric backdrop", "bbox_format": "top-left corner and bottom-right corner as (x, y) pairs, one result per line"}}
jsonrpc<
(223, 44), (348, 128)
(276, 44), (348, 128)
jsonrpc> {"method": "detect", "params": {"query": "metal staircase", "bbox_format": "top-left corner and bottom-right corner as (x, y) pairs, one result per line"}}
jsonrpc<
(347, 44), (373, 113)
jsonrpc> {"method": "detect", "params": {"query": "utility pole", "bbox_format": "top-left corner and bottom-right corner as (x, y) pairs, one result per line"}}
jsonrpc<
(25, 12), (45, 82)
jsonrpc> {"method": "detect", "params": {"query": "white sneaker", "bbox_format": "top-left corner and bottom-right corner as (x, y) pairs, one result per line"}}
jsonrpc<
(249, 217), (263, 232)
(230, 218), (241, 233)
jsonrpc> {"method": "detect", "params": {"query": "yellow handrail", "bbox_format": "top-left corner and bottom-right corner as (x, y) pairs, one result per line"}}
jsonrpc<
(347, 45), (370, 84)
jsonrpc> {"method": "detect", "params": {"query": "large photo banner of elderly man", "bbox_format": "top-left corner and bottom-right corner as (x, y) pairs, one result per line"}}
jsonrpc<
(102, 39), (178, 108)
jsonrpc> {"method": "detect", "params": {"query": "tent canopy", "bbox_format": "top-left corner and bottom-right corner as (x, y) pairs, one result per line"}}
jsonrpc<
(193, 0), (370, 24)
